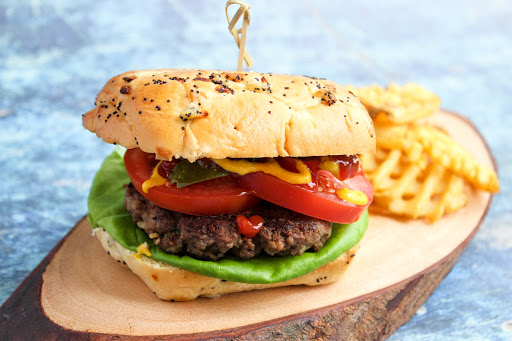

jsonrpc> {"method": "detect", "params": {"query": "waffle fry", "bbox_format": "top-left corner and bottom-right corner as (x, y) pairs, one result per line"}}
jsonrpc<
(361, 146), (468, 222)
(354, 83), (499, 222)
(373, 124), (427, 168)
(411, 125), (500, 193)
(347, 83), (440, 124)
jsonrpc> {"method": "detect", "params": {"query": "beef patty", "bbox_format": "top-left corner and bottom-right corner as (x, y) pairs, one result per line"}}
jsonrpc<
(125, 184), (332, 261)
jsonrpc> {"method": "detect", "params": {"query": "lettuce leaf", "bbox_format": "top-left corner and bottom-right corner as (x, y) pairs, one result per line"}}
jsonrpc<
(87, 148), (368, 284)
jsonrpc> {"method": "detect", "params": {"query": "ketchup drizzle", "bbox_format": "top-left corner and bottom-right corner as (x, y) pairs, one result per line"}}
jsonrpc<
(236, 215), (264, 238)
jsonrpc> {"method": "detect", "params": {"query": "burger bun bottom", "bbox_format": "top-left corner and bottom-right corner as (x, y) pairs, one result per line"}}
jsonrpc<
(95, 228), (359, 301)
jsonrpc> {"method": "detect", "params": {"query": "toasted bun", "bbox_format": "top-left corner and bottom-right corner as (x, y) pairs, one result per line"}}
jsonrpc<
(95, 228), (359, 301)
(83, 70), (375, 161)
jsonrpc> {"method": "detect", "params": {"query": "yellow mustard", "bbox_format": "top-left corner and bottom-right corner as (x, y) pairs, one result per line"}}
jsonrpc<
(318, 158), (341, 179)
(213, 158), (311, 185)
(142, 160), (167, 193)
(336, 188), (368, 206)
(134, 242), (152, 259)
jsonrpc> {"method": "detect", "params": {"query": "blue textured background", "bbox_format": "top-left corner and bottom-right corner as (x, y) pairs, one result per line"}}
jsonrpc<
(1, 1), (511, 339)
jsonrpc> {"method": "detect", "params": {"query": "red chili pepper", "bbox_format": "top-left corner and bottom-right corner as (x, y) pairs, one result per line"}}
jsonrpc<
(236, 215), (264, 238)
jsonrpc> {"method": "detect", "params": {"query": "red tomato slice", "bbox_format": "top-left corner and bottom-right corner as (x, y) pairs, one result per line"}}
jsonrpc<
(238, 170), (373, 224)
(124, 148), (260, 216)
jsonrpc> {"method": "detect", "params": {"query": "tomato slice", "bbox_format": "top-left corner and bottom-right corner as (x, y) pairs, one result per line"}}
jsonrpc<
(238, 169), (373, 224)
(124, 148), (260, 215)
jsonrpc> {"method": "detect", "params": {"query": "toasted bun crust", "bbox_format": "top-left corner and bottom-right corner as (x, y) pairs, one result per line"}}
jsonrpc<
(83, 69), (375, 161)
(95, 228), (359, 301)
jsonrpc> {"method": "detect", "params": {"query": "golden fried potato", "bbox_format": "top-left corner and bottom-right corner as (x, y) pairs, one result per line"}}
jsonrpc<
(411, 125), (500, 193)
(361, 146), (468, 222)
(355, 82), (498, 222)
(346, 83), (440, 124)
(373, 124), (427, 168)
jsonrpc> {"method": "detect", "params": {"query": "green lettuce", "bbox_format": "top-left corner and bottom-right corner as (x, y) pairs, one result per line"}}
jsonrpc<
(87, 148), (368, 284)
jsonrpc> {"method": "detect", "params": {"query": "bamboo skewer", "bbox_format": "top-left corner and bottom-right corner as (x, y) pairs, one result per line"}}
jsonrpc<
(226, 0), (253, 71)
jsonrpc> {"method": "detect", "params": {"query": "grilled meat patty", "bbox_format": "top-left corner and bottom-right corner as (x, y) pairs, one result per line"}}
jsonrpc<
(125, 184), (332, 261)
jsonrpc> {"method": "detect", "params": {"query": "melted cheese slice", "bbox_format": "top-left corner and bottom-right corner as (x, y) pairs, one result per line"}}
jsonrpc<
(142, 160), (167, 193)
(213, 158), (312, 185)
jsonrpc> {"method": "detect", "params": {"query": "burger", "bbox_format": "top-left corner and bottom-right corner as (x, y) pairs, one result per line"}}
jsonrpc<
(83, 69), (375, 301)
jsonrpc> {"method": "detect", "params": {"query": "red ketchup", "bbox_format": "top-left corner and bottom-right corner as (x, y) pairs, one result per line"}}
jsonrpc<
(236, 215), (264, 238)
(334, 155), (360, 180)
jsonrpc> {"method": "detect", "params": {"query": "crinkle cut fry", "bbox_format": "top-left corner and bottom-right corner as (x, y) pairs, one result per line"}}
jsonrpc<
(412, 125), (499, 193)
(345, 83), (441, 124)
(361, 146), (468, 222)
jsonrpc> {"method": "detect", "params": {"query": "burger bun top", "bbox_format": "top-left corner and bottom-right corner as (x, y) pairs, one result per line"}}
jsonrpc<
(82, 69), (375, 161)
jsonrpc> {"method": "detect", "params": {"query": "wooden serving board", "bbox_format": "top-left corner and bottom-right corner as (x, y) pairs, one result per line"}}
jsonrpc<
(0, 111), (495, 340)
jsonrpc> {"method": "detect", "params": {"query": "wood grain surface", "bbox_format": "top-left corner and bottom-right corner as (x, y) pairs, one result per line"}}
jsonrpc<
(0, 111), (495, 340)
